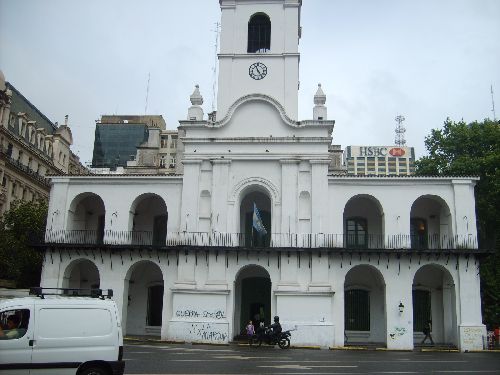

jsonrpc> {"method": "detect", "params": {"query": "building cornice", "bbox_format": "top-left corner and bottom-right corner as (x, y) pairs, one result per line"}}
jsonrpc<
(218, 53), (300, 59)
(48, 175), (183, 185)
(181, 136), (332, 144)
(328, 175), (479, 185)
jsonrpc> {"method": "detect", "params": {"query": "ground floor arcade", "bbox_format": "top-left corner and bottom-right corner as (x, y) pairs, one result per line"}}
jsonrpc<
(40, 247), (486, 351)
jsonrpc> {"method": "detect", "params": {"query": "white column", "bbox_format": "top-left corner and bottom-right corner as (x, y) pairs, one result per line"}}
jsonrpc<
(206, 250), (228, 289)
(310, 160), (329, 234)
(457, 256), (485, 351)
(385, 265), (413, 350)
(452, 180), (478, 247)
(277, 251), (299, 290)
(175, 250), (196, 288)
(309, 251), (330, 291)
(39, 249), (62, 288)
(211, 159), (231, 232)
(331, 262), (345, 347)
(180, 159), (202, 232)
(280, 159), (299, 236)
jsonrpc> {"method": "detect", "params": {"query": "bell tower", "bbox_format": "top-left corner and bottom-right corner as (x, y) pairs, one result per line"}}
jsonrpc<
(217, 0), (302, 120)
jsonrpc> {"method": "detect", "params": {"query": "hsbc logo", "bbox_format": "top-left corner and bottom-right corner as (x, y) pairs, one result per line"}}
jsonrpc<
(356, 146), (408, 158)
(389, 147), (405, 157)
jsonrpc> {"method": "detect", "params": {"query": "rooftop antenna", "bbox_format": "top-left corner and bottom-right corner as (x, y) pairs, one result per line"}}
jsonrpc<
(144, 72), (151, 115)
(491, 84), (497, 121)
(211, 22), (221, 113)
(394, 115), (406, 146)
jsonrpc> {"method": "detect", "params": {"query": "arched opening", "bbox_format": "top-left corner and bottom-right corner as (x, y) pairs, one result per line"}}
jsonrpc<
(343, 195), (384, 249)
(344, 265), (386, 346)
(62, 259), (100, 290)
(67, 193), (105, 244)
(234, 265), (271, 338)
(240, 189), (271, 248)
(123, 260), (164, 337)
(410, 195), (452, 249)
(129, 193), (168, 246)
(247, 13), (271, 53)
(413, 264), (457, 346)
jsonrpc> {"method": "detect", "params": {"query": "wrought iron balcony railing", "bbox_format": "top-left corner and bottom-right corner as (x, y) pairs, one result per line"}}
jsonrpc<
(42, 229), (481, 250)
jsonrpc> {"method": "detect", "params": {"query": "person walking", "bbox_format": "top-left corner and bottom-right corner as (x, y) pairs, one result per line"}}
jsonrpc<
(246, 320), (255, 345)
(421, 319), (434, 345)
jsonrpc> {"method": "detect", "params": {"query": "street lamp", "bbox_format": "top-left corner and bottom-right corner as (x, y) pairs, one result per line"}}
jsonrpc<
(398, 301), (405, 314)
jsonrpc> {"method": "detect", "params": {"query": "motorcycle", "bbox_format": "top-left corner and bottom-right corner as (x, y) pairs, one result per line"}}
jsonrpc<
(251, 326), (291, 349)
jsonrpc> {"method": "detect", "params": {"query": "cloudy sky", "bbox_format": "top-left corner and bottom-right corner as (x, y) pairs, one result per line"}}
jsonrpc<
(1, 0), (499, 165)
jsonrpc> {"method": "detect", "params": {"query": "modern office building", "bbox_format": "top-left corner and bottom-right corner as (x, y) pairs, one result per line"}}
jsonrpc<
(91, 115), (180, 174)
(0, 71), (86, 216)
(345, 146), (415, 176)
(39, 0), (487, 352)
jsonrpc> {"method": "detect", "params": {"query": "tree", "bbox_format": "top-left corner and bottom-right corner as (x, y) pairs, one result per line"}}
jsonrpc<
(0, 200), (48, 288)
(415, 118), (500, 327)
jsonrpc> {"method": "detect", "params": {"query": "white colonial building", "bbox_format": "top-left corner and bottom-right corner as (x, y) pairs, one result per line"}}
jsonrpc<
(40, 0), (487, 351)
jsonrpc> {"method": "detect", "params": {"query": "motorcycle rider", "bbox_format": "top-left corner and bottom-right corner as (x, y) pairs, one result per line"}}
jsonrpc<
(269, 316), (282, 342)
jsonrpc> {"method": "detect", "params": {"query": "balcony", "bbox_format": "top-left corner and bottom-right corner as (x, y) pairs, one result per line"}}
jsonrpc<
(0, 147), (50, 187)
(41, 230), (485, 252)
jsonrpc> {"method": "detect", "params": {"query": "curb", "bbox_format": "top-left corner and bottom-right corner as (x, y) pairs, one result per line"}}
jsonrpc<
(124, 337), (184, 345)
(125, 338), (498, 353)
(421, 348), (459, 352)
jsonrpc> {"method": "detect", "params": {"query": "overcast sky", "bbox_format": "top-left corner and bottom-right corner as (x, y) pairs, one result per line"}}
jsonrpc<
(1, 0), (499, 165)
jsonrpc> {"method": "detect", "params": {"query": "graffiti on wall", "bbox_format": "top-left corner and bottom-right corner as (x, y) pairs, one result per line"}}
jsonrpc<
(175, 309), (226, 319)
(389, 327), (407, 340)
(461, 326), (483, 347)
(189, 322), (228, 342)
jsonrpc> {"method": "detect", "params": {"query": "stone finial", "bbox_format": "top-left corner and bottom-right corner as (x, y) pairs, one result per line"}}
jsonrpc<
(190, 84), (204, 106)
(314, 83), (326, 105)
(188, 85), (204, 121)
(313, 83), (327, 120)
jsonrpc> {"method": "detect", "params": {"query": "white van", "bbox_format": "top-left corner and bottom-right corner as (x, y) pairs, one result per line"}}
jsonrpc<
(0, 288), (124, 375)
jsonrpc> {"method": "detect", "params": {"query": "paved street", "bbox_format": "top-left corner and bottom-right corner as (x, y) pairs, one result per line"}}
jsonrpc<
(123, 342), (500, 374)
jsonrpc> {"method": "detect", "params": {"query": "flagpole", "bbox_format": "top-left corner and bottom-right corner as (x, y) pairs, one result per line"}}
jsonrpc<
(251, 222), (254, 248)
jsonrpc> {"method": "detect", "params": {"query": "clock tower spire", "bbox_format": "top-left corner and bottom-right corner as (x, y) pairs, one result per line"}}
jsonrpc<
(216, 0), (302, 120)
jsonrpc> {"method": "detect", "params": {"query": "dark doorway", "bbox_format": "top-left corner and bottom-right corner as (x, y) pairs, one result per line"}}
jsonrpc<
(241, 277), (271, 332)
(147, 285), (164, 326)
(153, 214), (168, 246)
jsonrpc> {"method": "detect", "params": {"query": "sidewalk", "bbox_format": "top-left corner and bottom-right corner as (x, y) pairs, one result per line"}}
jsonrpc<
(124, 336), (500, 352)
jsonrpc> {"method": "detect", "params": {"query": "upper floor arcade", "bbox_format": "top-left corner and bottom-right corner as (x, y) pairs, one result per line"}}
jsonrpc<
(42, 174), (485, 252)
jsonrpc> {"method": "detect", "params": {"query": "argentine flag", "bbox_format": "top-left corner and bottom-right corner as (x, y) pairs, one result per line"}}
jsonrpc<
(252, 203), (267, 236)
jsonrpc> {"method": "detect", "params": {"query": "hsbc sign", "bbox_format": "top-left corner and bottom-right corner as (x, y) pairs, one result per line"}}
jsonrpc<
(353, 146), (409, 158)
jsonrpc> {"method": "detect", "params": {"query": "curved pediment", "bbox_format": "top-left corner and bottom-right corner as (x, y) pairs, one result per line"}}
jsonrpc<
(211, 94), (302, 129)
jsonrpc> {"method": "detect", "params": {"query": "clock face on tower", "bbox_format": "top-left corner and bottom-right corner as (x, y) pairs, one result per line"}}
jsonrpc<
(249, 62), (267, 80)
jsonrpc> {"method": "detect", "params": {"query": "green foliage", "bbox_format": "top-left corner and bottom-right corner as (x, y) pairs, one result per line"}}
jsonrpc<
(415, 118), (500, 326)
(0, 200), (48, 288)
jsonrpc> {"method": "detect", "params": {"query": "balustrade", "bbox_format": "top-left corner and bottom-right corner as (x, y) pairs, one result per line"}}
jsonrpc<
(43, 229), (480, 250)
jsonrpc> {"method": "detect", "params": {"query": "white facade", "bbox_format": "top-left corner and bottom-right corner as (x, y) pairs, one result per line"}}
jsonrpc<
(40, 0), (486, 351)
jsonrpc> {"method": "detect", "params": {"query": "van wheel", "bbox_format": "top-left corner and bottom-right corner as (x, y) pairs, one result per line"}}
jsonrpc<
(79, 366), (109, 375)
